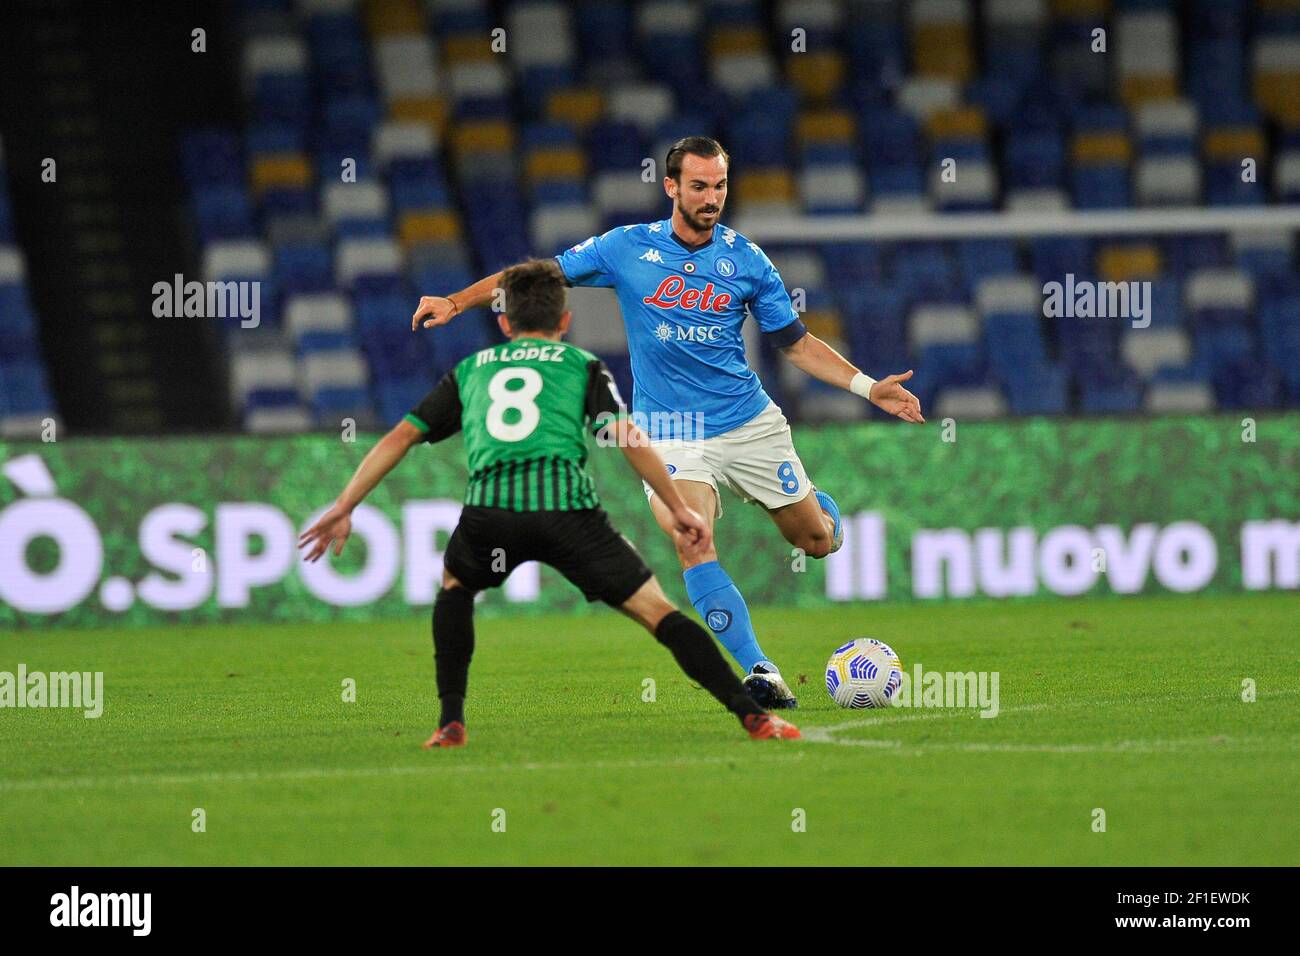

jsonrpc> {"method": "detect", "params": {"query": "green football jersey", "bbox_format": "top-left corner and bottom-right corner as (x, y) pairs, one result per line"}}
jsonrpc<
(404, 336), (627, 512)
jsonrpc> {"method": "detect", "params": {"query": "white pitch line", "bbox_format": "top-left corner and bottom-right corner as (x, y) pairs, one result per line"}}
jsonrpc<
(803, 688), (1300, 741)
(803, 735), (1300, 755)
(0, 751), (811, 795)
(2, 692), (1295, 794)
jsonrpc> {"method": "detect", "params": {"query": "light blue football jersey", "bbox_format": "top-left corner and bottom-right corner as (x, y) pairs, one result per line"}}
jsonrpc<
(553, 219), (805, 440)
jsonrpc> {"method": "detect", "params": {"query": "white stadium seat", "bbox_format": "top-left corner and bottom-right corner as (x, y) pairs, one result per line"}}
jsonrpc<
(322, 180), (390, 225)
(935, 386), (1008, 419)
(607, 84), (676, 135)
(975, 275), (1041, 315)
(592, 171), (661, 215)
(1144, 381), (1214, 414)
(530, 205), (599, 253)
(231, 349), (296, 405)
(202, 241), (269, 282)
(1185, 268), (1254, 311)
(334, 238), (403, 285)
(245, 406), (313, 434)
(0, 246), (27, 283)
(299, 349), (369, 399)
(507, 3), (574, 69)
(1135, 156), (1201, 206)
(284, 293), (354, 341)
(241, 35), (307, 93)
(910, 305), (979, 348)
(767, 249), (827, 292)
(800, 165), (866, 210)
(371, 122), (438, 168)
(375, 35), (439, 101)
(1121, 328), (1191, 376)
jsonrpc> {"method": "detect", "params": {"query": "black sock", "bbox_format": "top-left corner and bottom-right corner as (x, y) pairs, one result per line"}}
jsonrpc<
(654, 611), (763, 722)
(433, 586), (475, 726)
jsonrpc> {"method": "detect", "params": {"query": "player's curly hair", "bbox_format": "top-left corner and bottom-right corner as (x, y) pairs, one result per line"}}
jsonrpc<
(500, 258), (567, 333)
(665, 136), (729, 181)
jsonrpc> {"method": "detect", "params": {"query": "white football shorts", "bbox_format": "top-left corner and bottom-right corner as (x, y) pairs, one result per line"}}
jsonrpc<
(641, 403), (812, 517)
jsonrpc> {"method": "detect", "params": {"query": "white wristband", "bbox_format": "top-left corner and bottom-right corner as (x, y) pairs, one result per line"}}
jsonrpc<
(850, 372), (877, 400)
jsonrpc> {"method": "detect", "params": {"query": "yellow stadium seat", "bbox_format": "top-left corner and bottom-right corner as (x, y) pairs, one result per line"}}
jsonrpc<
(709, 27), (765, 57)
(1052, 0), (1111, 17)
(1121, 75), (1179, 106)
(913, 25), (973, 82)
(737, 169), (795, 201)
(364, 0), (424, 36)
(1098, 244), (1161, 282)
(1255, 72), (1300, 123)
(546, 89), (604, 129)
(399, 211), (462, 248)
(389, 96), (448, 137)
(787, 52), (846, 103)
(1072, 131), (1132, 165)
(926, 107), (988, 141)
(796, 110), (855, 145)
(1203, 127), (1268, 162)
(443, 34), (495, 64)
(525, 147), (587, 183)
(452, 120), (515, 155)
(250, 154), (312, 195)
(801, 310), (844, 342)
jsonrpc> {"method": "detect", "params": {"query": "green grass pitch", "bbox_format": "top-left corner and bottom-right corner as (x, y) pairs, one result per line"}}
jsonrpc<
(1, 592), (1296, 866)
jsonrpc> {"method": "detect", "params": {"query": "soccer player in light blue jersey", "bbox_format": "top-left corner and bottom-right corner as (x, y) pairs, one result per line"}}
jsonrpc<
(413, 136), (924, 708)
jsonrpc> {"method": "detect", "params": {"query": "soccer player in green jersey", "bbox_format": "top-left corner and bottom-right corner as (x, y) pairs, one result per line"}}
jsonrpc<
(299, 259), (800, 746)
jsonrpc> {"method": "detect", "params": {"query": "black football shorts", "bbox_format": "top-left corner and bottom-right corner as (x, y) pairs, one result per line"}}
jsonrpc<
(442, 506), (653, 607)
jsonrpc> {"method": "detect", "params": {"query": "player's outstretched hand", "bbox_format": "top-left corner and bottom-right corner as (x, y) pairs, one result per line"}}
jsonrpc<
(411, 295), (459, 330)
(298, 507), (352, 562)
(671, 505), (712, 556)
(869, 370), (926, 424)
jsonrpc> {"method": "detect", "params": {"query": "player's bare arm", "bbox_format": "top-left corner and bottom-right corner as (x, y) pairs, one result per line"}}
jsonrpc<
(411, 269), (505, 330)
(780, 333), (926, 424)
(607, 416), (711, 554)
(298, 420), (424, 561)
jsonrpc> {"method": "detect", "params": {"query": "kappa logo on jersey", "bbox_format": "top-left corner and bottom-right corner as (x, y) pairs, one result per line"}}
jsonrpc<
(721, 227), (736, 247)
(570, 237), (594, 253)
(639, 248), (663, 263)
(642, 275), (733, 314)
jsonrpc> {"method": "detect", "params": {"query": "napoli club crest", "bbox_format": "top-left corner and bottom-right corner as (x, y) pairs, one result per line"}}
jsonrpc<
(706, 610), (732, 632)
(716, 257), (735, 277)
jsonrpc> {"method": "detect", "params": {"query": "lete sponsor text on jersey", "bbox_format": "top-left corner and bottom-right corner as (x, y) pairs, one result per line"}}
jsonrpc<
(641, 275), (733, 314)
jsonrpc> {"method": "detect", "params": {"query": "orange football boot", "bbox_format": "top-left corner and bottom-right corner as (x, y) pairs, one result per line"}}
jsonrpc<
(743, 713), (802, 740)
(422, 721), (467, 749)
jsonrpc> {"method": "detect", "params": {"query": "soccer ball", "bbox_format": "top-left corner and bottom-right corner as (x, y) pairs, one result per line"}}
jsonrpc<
(825, 639), (903, 709)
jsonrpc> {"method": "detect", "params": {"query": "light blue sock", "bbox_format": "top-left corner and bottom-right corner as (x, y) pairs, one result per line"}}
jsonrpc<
(683, 560), (767, 673)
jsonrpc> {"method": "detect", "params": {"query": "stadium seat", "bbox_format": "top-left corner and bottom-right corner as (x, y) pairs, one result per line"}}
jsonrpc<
(155, 0), (1300, 433)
